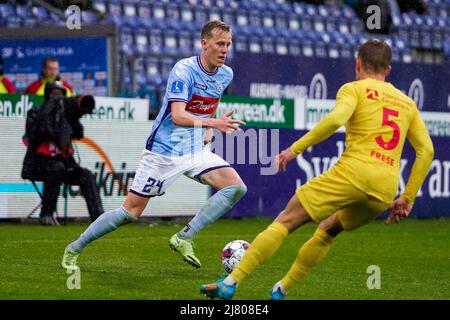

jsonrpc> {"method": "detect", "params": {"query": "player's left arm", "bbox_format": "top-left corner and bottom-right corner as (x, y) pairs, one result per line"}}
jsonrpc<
(386, 109), (434, 224)
(276, 84), (358, 172)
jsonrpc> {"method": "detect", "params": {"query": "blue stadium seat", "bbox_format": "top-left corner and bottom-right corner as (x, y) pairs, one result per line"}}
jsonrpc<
(234, 35), (249, 52)
(409, 26), (421, 48)
(275, 12), (288, 30)
(288, 39), (302, 56)
(248, 36), (262, 54)
(304, 4), (318, 17)
(93, 0), (107, 15)
(391, 47), (401, 62)
(402, 48), (413, 63)
(208, 7), (222, 21)
(443, 41), (450, 61)
(151, 2), (166, 20)
(235, 9), (249, 26)
(292, 2), (305, 15)
(81, 11), (97, 25)
(163, 30), (179, 55)
(6, 16), (21, 28)
(221, 7), (236, 25)
(31, 6), (49, 22)
(300, 15), (313, 31)
(22, 17), (37, 27)
(248, 11), (262, 28)
(166, 3), (180, 21)
(421, 26), (433, 49)
(160, 57), (176, 79)
(328, 42), (340, 59)
(313, 16), (326, 33)
(135, 28), (149, 55)
(194, 5), (209, 26)
(0, 3), (14, 21)
(119, 27), (135, 56)
(314, 42), (328, 58)
(325, 16), (338, 32)
(148, 28), (164, 55)
(350, 18), (362, 33)
(178, 30), (194, 56)
(261, 12), (275, 30)
(145, 57), (164, 88)
(179, 4), (195, 25)
(275, 38), (288, 55)
(262, 37), (275, 54)
(341, 6), (357, 19)
(339, 42), (354, 59)
(338, 18), (350, 34)
(288, 13), (300, 30)
(16, 4), (32, 19)
(137, 1), (152, 24)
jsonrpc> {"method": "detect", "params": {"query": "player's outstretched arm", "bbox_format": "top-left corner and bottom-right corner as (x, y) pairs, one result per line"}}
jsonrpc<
(171, 102), (245, 133)
(275, 100), (355, 173)
(401, 111), (434, 202)
(386, 110), (434, 224)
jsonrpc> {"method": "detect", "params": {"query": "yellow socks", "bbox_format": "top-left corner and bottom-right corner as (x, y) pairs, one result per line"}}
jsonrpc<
(230, 221), (289, 283)
(280, 228), (333, 291)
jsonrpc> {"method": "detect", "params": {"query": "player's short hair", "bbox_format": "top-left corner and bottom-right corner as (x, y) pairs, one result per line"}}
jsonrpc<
(201, 20), (232, 39)
(357, 39), (392, 73)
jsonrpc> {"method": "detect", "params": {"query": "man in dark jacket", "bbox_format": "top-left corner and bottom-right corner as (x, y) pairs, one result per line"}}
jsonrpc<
(22, 81), (103, 225)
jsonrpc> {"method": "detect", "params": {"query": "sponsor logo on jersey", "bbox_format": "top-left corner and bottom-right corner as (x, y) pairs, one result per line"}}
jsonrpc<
(366, 88), (379, 100)
(194, 82), (208, 90)
(186, 94), (220, 114)
(216, 84), (223, 93)
(171, 81), (184, 93)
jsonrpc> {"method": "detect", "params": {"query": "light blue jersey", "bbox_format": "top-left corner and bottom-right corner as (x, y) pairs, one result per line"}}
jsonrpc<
(146, 56), (233, 157)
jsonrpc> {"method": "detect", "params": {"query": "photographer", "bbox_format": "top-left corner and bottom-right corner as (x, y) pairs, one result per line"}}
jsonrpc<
(22, 81), (104, 225)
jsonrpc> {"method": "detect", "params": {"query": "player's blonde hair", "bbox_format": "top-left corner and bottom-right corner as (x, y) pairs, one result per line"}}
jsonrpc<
(357, 39), (392, 73)
(201, 20), (232, 39)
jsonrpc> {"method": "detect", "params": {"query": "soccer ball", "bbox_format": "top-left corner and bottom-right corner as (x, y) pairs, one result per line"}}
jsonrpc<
(221, 240), (250, 273)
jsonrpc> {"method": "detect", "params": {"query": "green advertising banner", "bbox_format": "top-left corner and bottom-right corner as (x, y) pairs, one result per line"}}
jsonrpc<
(0, 94), (43, 118)
(0, 94), (149, 121)
(218, 95), (295, 128)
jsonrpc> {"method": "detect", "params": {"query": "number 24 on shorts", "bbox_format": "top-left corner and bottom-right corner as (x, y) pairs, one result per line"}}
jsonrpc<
(142, 177), (165, 194)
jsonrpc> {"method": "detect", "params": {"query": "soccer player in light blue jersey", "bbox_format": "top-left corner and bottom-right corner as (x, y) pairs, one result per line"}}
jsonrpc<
(62, 20), (247, 270)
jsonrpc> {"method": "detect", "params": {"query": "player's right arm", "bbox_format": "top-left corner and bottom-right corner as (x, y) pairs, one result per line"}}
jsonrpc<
(167, 62), (244, 133)
(276, 83), (358, 172)
(171, 103), (245, 133)
(386, 109), (434, 224)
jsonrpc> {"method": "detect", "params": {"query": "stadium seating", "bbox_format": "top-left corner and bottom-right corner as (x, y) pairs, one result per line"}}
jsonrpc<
(1, 0), (448, 103)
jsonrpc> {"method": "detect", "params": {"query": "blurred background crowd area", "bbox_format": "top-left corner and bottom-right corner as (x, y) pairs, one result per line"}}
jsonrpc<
(1, 0), (449, 119)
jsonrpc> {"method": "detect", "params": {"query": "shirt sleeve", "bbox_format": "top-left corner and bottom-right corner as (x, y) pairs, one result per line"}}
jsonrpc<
(166, 62), (192, 103)
(401, 108), (434, 203)
(290, 83), (358, 155)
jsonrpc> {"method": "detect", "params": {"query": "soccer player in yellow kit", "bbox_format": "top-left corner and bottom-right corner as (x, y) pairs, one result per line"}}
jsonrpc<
(200, 39), (435, 300)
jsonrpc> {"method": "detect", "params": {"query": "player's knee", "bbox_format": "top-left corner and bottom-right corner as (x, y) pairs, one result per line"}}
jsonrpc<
(231, 184), (247, 201)
(318, 218), (344, 238)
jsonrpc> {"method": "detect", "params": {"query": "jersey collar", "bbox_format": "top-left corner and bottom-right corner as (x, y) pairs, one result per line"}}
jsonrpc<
(197, 56), (218, 76)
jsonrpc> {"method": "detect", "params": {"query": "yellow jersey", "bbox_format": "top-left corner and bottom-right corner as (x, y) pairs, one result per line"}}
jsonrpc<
(291, 78), (434, 205)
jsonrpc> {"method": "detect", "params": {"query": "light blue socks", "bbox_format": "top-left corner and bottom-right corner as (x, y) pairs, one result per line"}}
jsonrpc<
(178, 184), (247, 239)
(69, 206), (136, 253)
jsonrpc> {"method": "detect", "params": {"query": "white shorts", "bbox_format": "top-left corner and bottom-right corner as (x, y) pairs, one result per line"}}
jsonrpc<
(129, 149), (231, 197)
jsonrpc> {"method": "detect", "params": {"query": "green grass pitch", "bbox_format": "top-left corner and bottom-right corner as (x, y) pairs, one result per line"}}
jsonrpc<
(0, 218), (449, 300)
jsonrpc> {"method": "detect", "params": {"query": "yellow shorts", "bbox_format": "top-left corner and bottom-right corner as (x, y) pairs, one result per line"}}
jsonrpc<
(296, 166), (389, 231)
